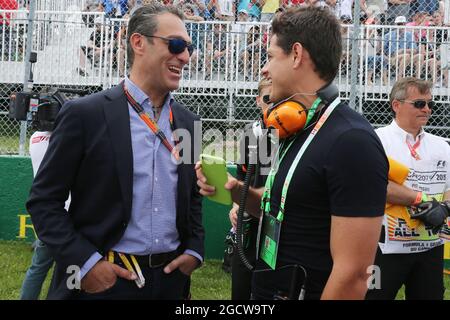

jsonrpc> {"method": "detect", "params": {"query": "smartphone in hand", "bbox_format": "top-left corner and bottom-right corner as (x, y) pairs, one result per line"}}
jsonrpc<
(200, 154), (232, 205)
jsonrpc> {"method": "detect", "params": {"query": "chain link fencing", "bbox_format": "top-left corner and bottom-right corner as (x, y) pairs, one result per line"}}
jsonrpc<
(1, 0), (449, 157)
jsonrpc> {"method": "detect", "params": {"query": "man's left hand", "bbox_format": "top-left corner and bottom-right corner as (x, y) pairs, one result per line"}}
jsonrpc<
(163, 254), (200, 276)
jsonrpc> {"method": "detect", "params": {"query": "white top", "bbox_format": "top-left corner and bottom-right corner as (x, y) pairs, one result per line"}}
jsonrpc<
(29, 131), (71, 210)
(375, 120), (450, 254)
(30, 131), (51, 177)
(217, 0), (234, 17)
(339, 0), (354, 19)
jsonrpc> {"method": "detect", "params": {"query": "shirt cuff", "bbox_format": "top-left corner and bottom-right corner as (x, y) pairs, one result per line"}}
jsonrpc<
(184, 249), (203, 264)
(79, 252), (103, 280)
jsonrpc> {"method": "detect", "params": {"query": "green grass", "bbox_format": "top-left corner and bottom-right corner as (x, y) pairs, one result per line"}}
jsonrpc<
(1, 240), (448, 300)
(0, 240), (231, 300)
(0, 135), (26, 155)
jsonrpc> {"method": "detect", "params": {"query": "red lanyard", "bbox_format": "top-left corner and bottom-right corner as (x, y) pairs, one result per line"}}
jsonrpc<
(406, 138), (421, 161)
(122, 82), (179, 160)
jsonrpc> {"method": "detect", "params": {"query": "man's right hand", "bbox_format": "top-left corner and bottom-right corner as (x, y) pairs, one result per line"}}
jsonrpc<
(229, 203), (239, 229)
(81, 260), (137, 294)
(195, 161), (239, 198)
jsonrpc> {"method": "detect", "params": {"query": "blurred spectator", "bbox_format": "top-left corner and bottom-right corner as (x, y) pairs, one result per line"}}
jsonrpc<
(384, 15), (420, 77)
(100, 0), (129, 18)
(410, 0), (439, 16)
(386, 0), (412, 25)
(260, 0), (280, 22)
(365, 0), (386, 15)
(84, 0), (102, 11)
(237, 0), (262, 21)
(182, 3), (204, 74)
(77, 17), (107, 76)
(335, 0), (369, 22)
(208, 0), (236, 21)
(204, 23), (230, 78)
(365, 15), (389, 84)
(174, 0), (208, 18)
(300, 0), (329, 8)
(406, 10), (432, 42)
(182, 2), (205, 21)
(414, 18), (441, 84)
(340, 15), (353, 74)
(0, 0), (19, 60)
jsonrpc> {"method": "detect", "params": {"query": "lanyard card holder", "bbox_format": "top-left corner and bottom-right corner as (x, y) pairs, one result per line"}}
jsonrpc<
(259, 212), (282, 270)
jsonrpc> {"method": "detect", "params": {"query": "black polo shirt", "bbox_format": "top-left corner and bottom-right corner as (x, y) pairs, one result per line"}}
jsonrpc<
(254, 101), (388, 297)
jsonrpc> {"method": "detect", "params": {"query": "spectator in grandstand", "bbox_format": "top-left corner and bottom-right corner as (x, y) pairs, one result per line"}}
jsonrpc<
(340, 15), (353, 75)
(208, 0), (236, 21)
(334, 0), (369, 22)
(242, 24), (265, 81)
(366, 77), (450, 300)
(77, 17), (106, 76)
(413, 21), (442, 85)
(204, 22), (231, 79)
(406, 10), (432, 42)
(101, 0), (130, 18)
(182, 2), (205, 21)
(84, 0), (103, 11)
(409, 0), (439, 16)
(386, 0), (412, 25)
(365, 15), (389, 85)
(27, 3), (204, 300)
(238, 0), (262, 21)
(383, 15), (420, 78)
(0, 0), (18, 60)
(365, 0), (386, 17)
(174, 0), (209, 18)
(260, 0), (280, 22)
(182, 3), (205, 75)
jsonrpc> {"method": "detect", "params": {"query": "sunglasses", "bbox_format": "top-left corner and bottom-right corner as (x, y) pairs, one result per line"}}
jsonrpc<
(141, 34), (194, 56)
(400, 99), (435, 109)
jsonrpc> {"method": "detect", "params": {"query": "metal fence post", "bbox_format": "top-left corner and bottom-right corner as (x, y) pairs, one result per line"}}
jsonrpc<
(18, 0), (37, 156)
(349, 0), (361, 110)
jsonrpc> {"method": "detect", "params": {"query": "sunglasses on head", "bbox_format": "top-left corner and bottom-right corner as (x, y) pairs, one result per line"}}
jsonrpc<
(400, 99), (435, 109)
(141, 34), (194, 56)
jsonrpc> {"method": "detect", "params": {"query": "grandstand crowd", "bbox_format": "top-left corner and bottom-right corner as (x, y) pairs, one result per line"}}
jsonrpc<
(1, 0), (450, 86)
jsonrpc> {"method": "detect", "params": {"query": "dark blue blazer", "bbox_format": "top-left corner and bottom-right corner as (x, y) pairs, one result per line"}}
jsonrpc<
(27, 84), (204, 299)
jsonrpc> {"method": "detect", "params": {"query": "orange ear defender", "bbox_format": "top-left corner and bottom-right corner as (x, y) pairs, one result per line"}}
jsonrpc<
(263, 100), (308, 139)
(261, 83), (339, 139)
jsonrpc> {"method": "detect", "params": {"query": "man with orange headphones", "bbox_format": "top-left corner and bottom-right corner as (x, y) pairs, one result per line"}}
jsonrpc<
(197, 6), (389, 300)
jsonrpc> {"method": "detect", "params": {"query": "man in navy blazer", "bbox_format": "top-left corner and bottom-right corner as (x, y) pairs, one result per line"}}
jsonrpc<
(27, 3), (204, 300)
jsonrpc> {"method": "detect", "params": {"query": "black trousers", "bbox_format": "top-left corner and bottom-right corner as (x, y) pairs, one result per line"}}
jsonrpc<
(74, 263), (190, 300)
(231, 220), (258, 300)
(366, 245), (445, 300)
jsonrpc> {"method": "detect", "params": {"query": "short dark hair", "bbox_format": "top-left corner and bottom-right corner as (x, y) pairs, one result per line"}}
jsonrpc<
(271, 7), (342, 82)
(126, 3), (184, 67)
